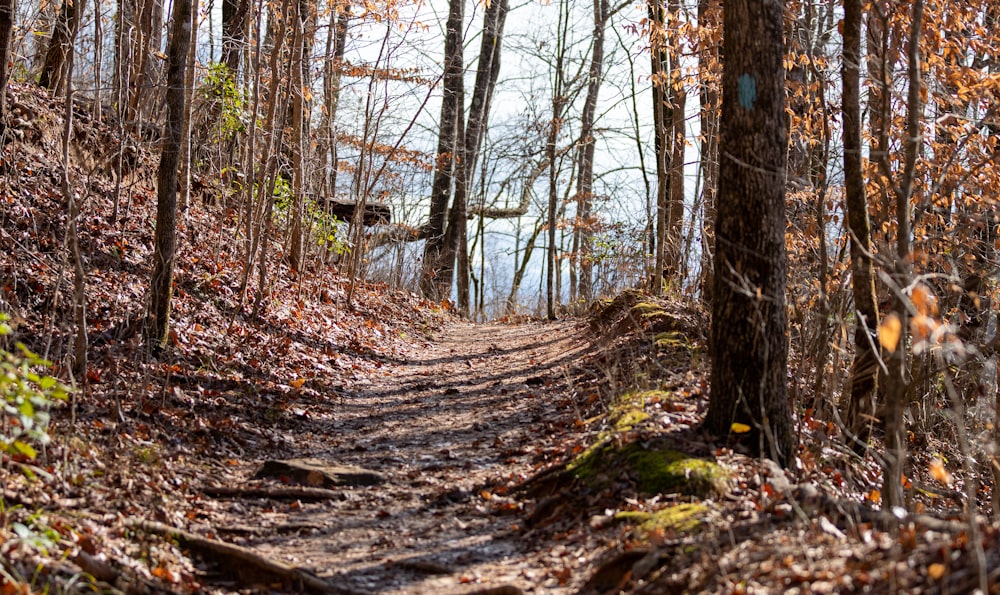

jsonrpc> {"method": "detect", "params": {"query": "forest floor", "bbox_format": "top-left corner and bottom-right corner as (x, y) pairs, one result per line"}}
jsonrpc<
(3, 82), (1000, 594)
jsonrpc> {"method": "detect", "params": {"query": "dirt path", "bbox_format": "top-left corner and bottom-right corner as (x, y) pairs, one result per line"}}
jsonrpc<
(215, 320), (595, 594)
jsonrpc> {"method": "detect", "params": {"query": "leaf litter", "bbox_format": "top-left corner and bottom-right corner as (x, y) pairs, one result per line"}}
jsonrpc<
(0, 81), (998, 594)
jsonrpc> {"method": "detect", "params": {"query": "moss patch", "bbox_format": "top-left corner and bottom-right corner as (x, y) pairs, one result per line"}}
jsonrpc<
(607, 391), (652, 432)
(570, 441), (728, 498)
(654, 331), (688, 349)
(615, 503), (707, 534)
(632, 302), (667, 317)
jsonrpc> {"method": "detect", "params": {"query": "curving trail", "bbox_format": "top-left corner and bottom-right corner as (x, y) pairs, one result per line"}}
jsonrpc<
(233, 320), (594, 594)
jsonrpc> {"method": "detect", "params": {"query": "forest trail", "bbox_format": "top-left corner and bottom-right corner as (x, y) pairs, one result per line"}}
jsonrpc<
(210, 319), (595, 594)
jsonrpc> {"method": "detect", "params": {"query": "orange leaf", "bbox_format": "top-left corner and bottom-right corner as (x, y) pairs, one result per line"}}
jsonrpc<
(868, 489), (881, 504)
(878, 314), (902, 353)
(290, 378), (306, 389)
(928, 563), (947, 580)
(910, 315), (938, 342)
(929, 458), (953, 486)
(911, 284), (938, 316)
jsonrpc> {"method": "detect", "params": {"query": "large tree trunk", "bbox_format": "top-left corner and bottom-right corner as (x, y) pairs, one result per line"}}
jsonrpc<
(419, 0), (464, 301)
(146, 0), (193, 347)
(39, 0), (87, 95)
(705, 0), (793, 466)
(841, 0), (881, 452)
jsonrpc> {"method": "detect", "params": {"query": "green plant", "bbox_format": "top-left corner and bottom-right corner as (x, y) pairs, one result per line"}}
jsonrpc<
(1, 316), (70, 460)
(200, 62), (248, 141)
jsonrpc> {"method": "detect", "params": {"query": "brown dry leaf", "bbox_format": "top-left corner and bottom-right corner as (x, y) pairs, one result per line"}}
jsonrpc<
(878, 314), (902, 353)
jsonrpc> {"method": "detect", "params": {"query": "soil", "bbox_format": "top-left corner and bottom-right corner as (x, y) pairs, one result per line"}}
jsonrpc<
(207, 320), (596, 594)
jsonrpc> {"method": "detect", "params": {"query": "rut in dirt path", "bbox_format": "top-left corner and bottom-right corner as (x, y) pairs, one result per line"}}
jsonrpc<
(241, 319), (595, 594)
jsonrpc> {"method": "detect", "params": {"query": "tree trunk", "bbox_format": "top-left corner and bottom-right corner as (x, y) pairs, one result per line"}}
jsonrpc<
(546, 0), (570, 321)
(882, 0), (923, 511)
(697, 0), (720, 304)
(841, 0), (881, 452)
(705, 0), (793, 466)
(439, 0), (509, 314)
(648, 0), (670, 294)
(146, 0), (193, 347)
(664, 0), (684, 280)
(178, 0), (198, 211)
(289, 0), (310, 272)
(0, 0), (13, 134)
(575, 0), (609, 305)
(318, 3), (349, 204)
(39, 0), (87, 95)
(222, 0), (250, 78)
(419, 0), (464, 301)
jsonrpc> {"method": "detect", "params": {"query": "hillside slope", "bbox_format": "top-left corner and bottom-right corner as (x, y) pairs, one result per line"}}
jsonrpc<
(1, 82), (997, 594)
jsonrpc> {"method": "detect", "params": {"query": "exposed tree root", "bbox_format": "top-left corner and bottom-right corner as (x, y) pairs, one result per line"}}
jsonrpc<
(202, 485), (344, 502)
(127, 519), (354, 594)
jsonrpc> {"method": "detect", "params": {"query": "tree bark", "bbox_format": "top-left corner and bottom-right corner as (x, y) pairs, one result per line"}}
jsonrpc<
(841, 0), (881, 452)
(0, 0), (12, 135)
(318, 3), (349, 204)
(648, 0), (670, 294)
(147, 0), (193, 347)
(664, 0), (684, 280)
(439, 0), (509, 314)
(574, 0), (612, 305)
(882, 0), (923, 511)
(697, 0), (720, 305)
(419, 0), (464, 301)
(222, 0), (250, 78)
(39, 0), (87, 95)
(705, 0), (793, 466)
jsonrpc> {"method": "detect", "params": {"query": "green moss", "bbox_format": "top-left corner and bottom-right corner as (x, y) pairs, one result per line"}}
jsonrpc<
(615, 410), (649, 432)
(654, 331), (688, 349)
(570, 440), (728, 498)
(614, 503), (707, 534)
(632, 302), (666, 317)
(623, 445), (728, 497)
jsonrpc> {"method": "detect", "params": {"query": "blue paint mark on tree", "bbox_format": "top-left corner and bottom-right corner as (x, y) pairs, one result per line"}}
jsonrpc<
(738, 73), (757, 110)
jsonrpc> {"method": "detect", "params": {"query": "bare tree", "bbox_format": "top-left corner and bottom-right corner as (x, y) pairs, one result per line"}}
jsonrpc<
(39, 0), (88, 95)
(841, 0), (880, 451)
(147, 0), (194, 347)
(419, 0), (464, 301)
(0, 0), (12, 135)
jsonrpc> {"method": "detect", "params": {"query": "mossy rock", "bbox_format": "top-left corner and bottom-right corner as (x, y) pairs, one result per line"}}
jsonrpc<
(614, 502), (707, 534)
(570, 441), (728, 498)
